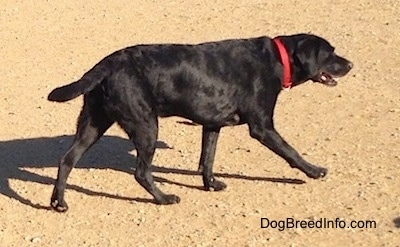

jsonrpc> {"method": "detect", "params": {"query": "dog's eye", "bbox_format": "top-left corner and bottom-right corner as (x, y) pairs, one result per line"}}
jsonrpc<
(326, 53), (335, 61)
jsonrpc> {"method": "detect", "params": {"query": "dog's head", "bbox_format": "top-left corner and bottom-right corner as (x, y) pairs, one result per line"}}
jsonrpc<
(279, 34), (353, 87)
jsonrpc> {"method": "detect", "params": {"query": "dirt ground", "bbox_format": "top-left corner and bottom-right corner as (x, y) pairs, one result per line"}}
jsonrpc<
(0, 0), (399, 246)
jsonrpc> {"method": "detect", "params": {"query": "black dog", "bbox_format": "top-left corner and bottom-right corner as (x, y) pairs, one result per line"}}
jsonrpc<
(48, 34), (353, 212)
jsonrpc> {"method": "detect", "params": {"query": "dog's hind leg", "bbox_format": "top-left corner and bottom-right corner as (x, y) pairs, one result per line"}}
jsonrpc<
(198, 126), (227, 191)
(51, 99), (113, 212)
(119, 115), (181, 205)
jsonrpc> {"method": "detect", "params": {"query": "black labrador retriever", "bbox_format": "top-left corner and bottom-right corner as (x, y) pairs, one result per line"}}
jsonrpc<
(48, 33), (353, 212)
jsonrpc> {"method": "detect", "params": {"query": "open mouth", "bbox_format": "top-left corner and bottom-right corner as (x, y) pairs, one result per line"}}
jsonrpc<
(314, 72), (339, 87)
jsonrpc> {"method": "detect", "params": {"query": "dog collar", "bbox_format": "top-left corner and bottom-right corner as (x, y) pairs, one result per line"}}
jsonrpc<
(272, 38), (292, 90)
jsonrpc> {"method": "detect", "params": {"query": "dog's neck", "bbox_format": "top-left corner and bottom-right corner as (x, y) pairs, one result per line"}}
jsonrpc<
(272, 38), (292, 90)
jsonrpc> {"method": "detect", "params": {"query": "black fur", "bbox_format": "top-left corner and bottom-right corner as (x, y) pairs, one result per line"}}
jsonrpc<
(48, 34), (353, 212)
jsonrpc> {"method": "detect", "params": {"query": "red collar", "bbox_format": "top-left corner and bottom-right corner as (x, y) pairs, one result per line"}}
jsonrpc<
(272, 38), (292, 89)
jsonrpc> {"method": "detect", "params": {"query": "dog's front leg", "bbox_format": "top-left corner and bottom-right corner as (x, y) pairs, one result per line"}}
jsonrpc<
(248, 121), (327, 179)
(197, 126), (227, 191)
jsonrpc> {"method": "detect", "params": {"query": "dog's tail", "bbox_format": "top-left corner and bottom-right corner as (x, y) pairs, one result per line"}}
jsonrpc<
(48, 61), (110, 102)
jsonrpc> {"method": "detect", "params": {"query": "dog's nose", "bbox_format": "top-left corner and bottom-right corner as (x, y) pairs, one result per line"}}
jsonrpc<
(347, 62), (353, 70)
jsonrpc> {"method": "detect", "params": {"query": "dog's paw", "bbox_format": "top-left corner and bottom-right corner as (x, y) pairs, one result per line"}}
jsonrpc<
(156, 194), (181, 205)
(205, 179), (227, 191)
(50, 199), (69, 213)
(306, 166), (328, 179)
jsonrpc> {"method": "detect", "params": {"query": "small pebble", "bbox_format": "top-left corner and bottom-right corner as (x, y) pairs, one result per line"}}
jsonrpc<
(31, 237), (41, 243)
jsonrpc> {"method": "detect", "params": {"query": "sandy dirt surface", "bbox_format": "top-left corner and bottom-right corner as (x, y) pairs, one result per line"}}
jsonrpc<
(1, 0), (399, 246)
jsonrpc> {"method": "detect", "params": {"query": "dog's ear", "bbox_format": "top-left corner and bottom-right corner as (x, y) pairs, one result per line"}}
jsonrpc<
(293, 38), (321, 76)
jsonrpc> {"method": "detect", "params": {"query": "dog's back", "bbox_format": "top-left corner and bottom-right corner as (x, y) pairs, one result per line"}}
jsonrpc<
(48, 37), (273, 125)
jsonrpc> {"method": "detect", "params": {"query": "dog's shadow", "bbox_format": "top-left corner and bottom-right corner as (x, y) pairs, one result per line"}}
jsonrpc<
(394, 217), (400, 228)
(0, 134), (305, 210)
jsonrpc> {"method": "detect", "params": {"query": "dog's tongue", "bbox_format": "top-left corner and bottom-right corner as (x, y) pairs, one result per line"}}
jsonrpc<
(318, 72), (337, 86)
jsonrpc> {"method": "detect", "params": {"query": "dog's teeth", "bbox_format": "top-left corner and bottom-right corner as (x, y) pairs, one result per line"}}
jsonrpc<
(321, 75), (327, 81)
